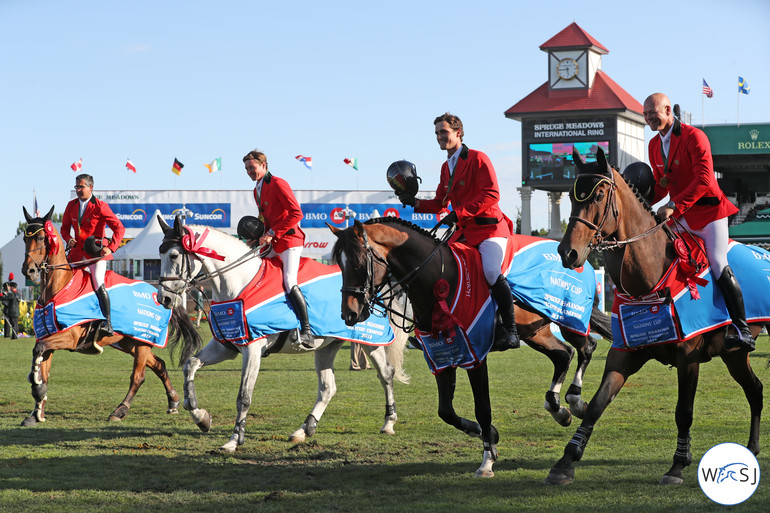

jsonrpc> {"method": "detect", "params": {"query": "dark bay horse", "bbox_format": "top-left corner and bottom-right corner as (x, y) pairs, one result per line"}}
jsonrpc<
(330, 217), (612, 477)
(549, 148), (764, 485)
(20, 206), (201, 426)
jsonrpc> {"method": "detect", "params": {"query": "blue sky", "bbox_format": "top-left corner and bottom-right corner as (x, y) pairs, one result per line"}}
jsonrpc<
(3, 0), (770, 245)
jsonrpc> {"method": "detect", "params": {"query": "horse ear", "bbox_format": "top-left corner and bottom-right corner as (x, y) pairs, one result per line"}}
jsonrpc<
(352, 219), (365, 238)
(23, 206), (33, 223)
(173, 214), (184, 236)
(596, 148), (610, 175)
(44, 205), (55, 221)
(326, 222), (342, 237)
(157, 215), (172, 234)
(572, 146), (585, 172)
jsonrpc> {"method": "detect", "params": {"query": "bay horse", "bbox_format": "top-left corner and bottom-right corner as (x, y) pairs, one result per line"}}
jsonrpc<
(330, 217), (612, 477)
(20, 206), (201, 426)
(156, 215), (408, 452)
(549, 148), (764, 485)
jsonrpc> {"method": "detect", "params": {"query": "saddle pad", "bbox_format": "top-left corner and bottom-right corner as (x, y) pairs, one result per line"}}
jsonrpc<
(610, 242), (770, 350)
(33, 270), (172, 347)
(504, 237), (596, 336)
(210, 257), (394, 346)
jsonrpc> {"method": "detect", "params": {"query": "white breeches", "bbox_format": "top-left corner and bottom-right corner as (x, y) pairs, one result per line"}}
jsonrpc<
(673, 217), (730, 277)
(478, 237), (508, 286)
(267, 245), (303, 290)
(87, 259), (107, 290)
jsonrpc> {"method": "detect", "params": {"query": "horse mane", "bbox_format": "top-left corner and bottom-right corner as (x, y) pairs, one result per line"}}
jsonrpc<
(618, 173), (656, 216)
(363, 216), (442, 244)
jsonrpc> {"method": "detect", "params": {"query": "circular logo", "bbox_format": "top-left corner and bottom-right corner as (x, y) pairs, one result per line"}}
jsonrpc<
(330, 207), (346, 224)
(226, 307), (235, 316)
(698, 442), (760, 505)
(383, 208), (400, 218)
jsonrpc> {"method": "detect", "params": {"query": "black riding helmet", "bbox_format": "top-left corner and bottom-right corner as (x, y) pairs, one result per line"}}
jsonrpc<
(84, 236), (105, 258)
(386, 160), (421, 198)
(237, 215), (266, 241)
(621, 161), (656, 205)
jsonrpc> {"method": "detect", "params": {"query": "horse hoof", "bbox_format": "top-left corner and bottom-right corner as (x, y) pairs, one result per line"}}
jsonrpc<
(219, 440), (238, 453)
(167, 407), (179, 415)
(545, 468), (574, 485)
(20, 416), (37, 427)
(474, 469), (495, 478)
(380, 423), (396, 435)
(548, 407), (572, 427)
(190, 409), (211, 432)
(288, 429), (307, 443)
(659, 474), (684, 485)
(109, 405), (129, 422)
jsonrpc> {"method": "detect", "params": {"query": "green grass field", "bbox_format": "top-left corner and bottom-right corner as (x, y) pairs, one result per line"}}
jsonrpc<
(0, 332), (768, 512)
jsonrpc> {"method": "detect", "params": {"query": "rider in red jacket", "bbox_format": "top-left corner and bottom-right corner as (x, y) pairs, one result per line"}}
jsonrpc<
(400, 113), (519, 351)
(243, 149), (313, 348)
(61, 174), (125, 338)
(645, 93), (752, 351)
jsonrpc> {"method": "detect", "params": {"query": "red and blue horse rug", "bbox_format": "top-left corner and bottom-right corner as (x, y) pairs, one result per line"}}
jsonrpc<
(33, 270), (172, 347)
(208, 257), (394, 347)
(611, 241), (770, 350)
(416, 235), (597, 374)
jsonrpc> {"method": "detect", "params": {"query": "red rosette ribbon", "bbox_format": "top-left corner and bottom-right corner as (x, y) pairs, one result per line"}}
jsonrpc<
(44, 221), (60, 255)
(182, 227), (225, 261)
(431, 278), (460, 338)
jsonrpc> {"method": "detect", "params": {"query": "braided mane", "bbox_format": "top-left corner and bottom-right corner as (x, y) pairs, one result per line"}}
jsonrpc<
(363, 216), (442, 244)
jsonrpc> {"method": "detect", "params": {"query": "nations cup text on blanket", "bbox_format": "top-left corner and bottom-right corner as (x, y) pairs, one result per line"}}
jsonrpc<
(416, 235), (597, 374)
(33, 269), (172, 347)
(208, 256), (394, 346)
(612, 241), (770, 350)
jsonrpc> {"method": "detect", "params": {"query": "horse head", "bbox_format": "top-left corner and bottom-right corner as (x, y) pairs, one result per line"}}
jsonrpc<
(329, 220), (393, 326)
(21, 205), (58, 284)
(558, 147), (618, 269)
(157, 215), (203, 309)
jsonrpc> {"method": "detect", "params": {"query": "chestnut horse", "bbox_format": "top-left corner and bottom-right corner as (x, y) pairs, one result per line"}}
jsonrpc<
(20, 206), (201, 426)
(330, 217), (612, 477)
(549, 148), (764, 485)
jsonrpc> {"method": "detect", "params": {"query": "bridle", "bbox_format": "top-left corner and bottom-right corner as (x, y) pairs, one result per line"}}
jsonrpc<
(23, 221), (72, 283)
(340, 221), (453, 331)
(570, 171), (667, 252)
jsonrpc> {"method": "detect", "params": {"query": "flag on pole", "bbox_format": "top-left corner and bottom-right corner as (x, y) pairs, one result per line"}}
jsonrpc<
(205, 157), (222, 173)
(172, 158), (184, 176)
(33, 189), (40, 217)
(71, 158), (82, 172)
(739, 76), (750, 94)
(702, 79), (713, 98)
(126, 159), (137, 173)
(295, 155), (312, 170)
(343, 157), (359, 171)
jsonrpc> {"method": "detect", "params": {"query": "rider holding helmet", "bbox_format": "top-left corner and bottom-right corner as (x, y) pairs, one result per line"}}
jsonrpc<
(391, 112), (519, 350)
(61, 173), (125, 338)
(243, 149), (314, 348)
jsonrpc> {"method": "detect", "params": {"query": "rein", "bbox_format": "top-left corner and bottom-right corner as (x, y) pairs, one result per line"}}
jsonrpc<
(571, 172), (667, 252)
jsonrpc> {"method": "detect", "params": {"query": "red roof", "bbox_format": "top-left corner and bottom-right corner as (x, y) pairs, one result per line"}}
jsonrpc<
(504, 70), (643, 119)
(540, 22), (608, 54)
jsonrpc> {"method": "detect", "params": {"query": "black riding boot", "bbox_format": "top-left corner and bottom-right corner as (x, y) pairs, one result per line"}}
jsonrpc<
(490, 275), (520, 351)
(288, 286), (315, 348)
(716, 266), (754, 351)
(95, 285), (114, 338)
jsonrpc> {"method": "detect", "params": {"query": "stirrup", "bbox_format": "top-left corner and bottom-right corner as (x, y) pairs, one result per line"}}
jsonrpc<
(99, 320), (114, 338)
(725, 327), (755, 352)
(491, 327), (519, 352)
(294, 328), (315, 349)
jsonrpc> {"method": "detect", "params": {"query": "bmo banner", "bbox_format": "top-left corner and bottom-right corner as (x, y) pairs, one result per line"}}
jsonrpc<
(302, 203), (445, 229)
(109, 203), (230, 228)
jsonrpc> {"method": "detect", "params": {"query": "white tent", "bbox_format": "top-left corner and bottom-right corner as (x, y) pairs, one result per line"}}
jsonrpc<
(112, 210), (165, 281)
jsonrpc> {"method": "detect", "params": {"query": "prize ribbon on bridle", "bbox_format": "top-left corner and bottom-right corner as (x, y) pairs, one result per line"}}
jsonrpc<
(181, 227), (226, 261)
(44, 221), (60, 255)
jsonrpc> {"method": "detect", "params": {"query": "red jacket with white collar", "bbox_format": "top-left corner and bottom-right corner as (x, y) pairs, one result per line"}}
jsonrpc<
(253, 172), (305, 253)
(649, 120), (737, 230)
(416, 144), (512, 246)
(61, 196), (125, 262)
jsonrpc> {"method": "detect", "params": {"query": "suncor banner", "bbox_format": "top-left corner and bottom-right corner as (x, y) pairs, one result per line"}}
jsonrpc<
(301, 203), (446, 229)
(110, 203), (230, 228)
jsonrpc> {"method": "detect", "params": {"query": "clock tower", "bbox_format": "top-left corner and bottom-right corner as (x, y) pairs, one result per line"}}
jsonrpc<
(544, 22), (608, 91)
(504, 22), (645, 238)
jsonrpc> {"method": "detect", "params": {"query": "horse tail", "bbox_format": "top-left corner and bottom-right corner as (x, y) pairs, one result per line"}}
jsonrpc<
(589, 305), (613, 341)
(167, 307), (203, 367)
(386, 325), (410, 385)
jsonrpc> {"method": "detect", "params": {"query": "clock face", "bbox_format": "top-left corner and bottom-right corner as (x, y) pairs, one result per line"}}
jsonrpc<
(557, 58), (579, 80)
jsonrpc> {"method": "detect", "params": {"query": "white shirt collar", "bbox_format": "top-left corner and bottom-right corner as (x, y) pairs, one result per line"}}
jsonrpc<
(660, 125), (674, 157)
(447, 145), (462, 173)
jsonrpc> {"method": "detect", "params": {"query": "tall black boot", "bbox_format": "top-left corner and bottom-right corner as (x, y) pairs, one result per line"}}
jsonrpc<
(490, 275), (520, 351)
(716, 266), (754, 351)
(95, 285), (114, 338)
(288, 285), (315, 348)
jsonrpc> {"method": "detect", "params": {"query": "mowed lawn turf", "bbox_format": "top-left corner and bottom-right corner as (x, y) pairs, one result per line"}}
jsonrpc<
(0, 330), (768, 512)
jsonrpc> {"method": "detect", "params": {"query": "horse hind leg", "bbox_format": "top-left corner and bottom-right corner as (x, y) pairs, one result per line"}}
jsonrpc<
(526, 327), (574, 426)
(109, 343), (149, 421)
(143, 349), (180, 414)
(564, 332), (598, 419)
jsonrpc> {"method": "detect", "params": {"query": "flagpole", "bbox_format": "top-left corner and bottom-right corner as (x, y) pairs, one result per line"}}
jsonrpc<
(737, 88), (740, 128)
